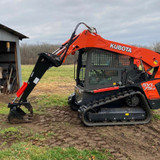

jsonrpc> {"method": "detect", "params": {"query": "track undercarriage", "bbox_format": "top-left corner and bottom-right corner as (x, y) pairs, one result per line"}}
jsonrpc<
(78, 90), (151, 126)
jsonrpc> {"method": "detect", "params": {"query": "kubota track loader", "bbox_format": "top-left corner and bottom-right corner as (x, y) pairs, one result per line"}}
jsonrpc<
(8, 22), (160, 126)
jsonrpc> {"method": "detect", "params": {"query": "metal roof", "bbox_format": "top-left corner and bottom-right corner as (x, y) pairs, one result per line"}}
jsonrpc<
(0, 24), (28, 40)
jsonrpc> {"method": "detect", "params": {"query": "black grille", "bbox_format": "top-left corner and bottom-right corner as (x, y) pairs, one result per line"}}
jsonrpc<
(91, 49), (130, 67)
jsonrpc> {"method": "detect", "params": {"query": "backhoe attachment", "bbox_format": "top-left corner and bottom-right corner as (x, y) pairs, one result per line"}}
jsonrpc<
(8, 52), (62, 123)
(7, 22), (95, 123)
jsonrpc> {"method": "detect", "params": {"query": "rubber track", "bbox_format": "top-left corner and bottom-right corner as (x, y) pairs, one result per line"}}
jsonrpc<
(78, 90), (152, 126)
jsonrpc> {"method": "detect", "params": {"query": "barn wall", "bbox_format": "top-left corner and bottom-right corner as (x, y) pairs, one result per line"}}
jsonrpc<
(0, 29), (22, 88)
(0, 29), (19, 42)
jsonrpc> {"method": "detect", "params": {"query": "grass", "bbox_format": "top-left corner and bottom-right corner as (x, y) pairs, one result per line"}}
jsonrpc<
(27, 131), (56, 142)
(0, 103), (8, 114)
(152, 110), (160, 120)
(37, 94), (68, 107)
(0, 127), (20, 135)
(0, 65), (75, 116)
(0, 65), (114, 159)
(0, 127), (23, 140)
(153, 114), (160, 120)
(0, 142), (111, 160)
(21, 65), (74, 83)
(20, 65), (74, 113)
(21, 64), (75, 106)
(1, 64), (160, 160)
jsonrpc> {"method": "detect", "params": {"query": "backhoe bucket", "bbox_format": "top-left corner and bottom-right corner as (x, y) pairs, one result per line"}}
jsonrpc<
(8, 102), (33, 123)
(8, 107), (25, 123)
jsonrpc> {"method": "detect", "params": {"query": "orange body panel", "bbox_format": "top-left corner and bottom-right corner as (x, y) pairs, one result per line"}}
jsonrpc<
(58, 29), (160, 79)
(141, 80), (160, 100)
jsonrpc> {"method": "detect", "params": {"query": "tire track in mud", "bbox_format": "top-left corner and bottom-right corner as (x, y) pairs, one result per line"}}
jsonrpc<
(133, 124), (160, 157)
(98, 125), (160, 160)
(105, 126), (144, 159)
(135, 125), (160, 146)
(96, 126), (130, 159)
(31, 107), (127, 159)
(46, 107), (160, 160)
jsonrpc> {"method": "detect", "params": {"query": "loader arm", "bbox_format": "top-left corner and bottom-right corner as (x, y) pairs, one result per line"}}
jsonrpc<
(8, 22), (160, 123)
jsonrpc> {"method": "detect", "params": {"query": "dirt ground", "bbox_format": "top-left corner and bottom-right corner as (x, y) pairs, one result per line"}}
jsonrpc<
(0, 94), (160, 160)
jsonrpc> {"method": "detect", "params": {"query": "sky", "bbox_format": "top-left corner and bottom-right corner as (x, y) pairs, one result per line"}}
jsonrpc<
(0, 0), (160, 46)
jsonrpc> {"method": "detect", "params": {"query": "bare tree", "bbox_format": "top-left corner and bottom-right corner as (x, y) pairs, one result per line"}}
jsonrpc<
(20, 43), (59, 64)
(20, 42), (160, 65)
(151, 42), (160, 53)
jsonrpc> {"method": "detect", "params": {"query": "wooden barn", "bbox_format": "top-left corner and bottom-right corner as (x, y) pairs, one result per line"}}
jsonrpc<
(0, 24), (28, 94)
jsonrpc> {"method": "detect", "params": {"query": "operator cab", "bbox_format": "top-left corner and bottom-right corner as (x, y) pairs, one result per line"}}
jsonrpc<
(74, 48), (132, 106)
(76, 48), (131, 91)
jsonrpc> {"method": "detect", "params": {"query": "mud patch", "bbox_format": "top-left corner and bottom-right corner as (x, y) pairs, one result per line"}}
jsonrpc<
(0, 106), (160, 160)
(21, 107), (160, 159)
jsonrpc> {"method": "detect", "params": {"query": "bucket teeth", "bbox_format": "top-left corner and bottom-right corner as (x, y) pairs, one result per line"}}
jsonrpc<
(8, 107), (33, 124)
(22, 114), (33, 123)
(8, 112), (33, 123)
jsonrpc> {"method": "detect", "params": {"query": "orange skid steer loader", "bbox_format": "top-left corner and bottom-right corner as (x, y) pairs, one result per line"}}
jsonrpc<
(8, 22), (160, 126)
